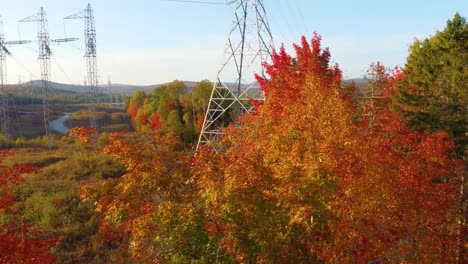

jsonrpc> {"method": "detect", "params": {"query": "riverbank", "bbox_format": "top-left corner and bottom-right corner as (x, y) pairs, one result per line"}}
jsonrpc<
(50, 113), (72, 134)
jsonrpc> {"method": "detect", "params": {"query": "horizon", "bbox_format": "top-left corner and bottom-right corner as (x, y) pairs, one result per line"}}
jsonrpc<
(1, 0), (466, 86)
(18, 76), (368, 87)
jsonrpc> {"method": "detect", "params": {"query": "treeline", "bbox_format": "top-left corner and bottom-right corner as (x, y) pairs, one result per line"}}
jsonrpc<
(9, 84), (128, 105)
(124, 79), (212, 143)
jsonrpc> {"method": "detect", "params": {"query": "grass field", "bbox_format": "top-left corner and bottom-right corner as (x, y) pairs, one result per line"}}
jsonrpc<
(3, 138), (126, 263)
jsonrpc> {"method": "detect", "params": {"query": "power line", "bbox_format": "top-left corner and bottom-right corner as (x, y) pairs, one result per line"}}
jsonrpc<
(291, 1), (311, 35)
(161, 0), (227, 5)
(8, 55), (37, 78)
(273, 0), (299, 43)
(51, 55), (74, 84)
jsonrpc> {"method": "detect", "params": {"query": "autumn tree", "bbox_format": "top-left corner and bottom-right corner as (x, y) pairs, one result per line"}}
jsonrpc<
(194, 34), (461, 263)
(129, 90), (147, 109)
(166, 80), (185, 101)
(78, 132), (221, 263)
(361, 62), (389, 110)
(192, 79), (213, 115)
(127, 80), (206, 142)
(164, 110), (184, 136)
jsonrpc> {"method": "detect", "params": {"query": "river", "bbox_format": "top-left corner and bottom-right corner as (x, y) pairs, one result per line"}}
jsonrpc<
(50, 112), (72, 134)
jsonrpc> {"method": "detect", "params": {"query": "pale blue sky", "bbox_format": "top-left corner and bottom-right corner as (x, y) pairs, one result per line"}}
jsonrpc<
(1, 0), (466, 85)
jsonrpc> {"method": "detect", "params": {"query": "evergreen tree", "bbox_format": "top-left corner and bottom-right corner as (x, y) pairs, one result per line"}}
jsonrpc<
(393, 13), (467, 156)
(165, 110), (184, 137)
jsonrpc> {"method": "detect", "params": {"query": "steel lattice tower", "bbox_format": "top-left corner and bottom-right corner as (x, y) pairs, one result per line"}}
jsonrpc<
(107, 76), (112, 104)
(65, 4), (98, 146)
(197, 0), (274, 151)
(0, 15), (11, 148)
(20, 7), (53, 150)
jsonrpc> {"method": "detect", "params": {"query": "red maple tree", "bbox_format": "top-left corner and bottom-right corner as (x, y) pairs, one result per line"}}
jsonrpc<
(194, 34), (461, 262)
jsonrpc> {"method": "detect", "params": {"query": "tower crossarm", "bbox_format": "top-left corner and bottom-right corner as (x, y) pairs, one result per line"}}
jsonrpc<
(5, 40), (32, 45)
(18, 13), (42, 22)
(51, 38), (79, 43)
(64, 11), (87, 20)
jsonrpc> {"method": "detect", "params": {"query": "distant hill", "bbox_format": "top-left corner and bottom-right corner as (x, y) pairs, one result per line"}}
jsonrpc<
(10, 80), (200, 94)
(24, 80), (88, 93)
(9, 82), (78, 96)
(345, 78), (367, 86)
(343, 78), (367, 92)
(8, 79), (368, 95)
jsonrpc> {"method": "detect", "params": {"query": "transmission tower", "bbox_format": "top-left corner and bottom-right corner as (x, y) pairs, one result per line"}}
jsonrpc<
(65, 4), (98, 146)
(107, 76), (112, 104)
(0, 15), (11, 147)
(19, 7), (53, 150)
(197, 0), (274, 151)
(1, 15), (31, 148)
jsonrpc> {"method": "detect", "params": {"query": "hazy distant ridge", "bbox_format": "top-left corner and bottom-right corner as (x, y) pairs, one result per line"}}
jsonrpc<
(16, 79), (366, 94)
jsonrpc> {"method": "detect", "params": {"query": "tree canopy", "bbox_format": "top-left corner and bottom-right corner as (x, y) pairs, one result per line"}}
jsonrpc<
(75, 34), (463, 263)
(392, 13), (467, 156)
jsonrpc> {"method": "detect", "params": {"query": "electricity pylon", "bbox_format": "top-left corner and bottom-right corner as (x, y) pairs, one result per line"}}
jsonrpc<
(0, 15), (11, 148)
(107, 76), (112, 104)
(65, 4), (98, 146)
(19, 7), (53, 150)
(197, 0), (274, 151)
(1, 16), (31, 148)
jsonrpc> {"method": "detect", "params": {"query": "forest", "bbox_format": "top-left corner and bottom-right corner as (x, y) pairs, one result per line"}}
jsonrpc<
(0, 13), (466, 263)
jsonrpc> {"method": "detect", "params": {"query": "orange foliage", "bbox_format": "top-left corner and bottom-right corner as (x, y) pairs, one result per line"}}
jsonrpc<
(78, 34), (462, 263)
(194, 34), (461, 262)
(79, 133), (200, 262)
(127, 105), (139, 123)
(150, 113), (162, 131)
(67, 126), (98, 144)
